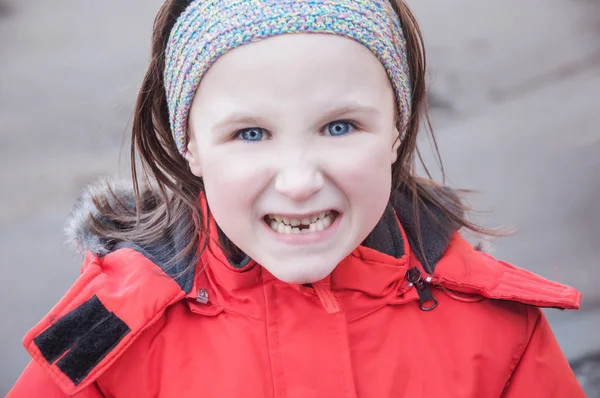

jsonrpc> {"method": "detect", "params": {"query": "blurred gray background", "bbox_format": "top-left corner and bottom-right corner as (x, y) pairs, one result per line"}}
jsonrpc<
(1, 0), (599, 396)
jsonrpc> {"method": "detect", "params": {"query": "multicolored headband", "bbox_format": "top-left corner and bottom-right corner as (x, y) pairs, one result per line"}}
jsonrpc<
(164, 0), (412, 155)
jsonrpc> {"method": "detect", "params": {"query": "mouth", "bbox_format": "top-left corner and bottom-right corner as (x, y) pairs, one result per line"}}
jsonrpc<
(263, 210), (340, 234)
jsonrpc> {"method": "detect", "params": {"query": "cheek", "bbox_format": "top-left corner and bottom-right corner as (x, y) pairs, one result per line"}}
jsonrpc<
(325, 137), (393, 203)
(200, 147), (272, 225)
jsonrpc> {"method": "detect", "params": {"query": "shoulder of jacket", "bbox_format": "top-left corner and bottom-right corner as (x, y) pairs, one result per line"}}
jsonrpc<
(432, 233), (581, 310)
(22, 248), (188, 396)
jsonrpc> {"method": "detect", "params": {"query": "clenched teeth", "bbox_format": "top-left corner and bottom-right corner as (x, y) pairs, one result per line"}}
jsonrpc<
(267, 211), (336, 234)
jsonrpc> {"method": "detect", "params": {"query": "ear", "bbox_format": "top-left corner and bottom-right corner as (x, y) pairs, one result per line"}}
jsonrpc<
(391, 128), (400, 164)
(184, 132), (203, 177)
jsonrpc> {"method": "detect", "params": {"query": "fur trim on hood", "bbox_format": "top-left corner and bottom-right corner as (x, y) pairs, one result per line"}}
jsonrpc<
(65, 178), (138, 257)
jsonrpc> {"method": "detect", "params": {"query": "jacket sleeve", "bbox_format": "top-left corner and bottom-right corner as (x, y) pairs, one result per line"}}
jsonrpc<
(503, 307), (585, 397)
(8, 252), (110, 397)
(7, 360), (104, 398)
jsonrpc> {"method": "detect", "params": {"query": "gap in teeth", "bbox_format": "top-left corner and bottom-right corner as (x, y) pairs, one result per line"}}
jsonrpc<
(267, 211), (335, 234)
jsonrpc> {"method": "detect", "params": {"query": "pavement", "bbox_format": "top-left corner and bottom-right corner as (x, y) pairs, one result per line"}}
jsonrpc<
(1, 0), (599, 396)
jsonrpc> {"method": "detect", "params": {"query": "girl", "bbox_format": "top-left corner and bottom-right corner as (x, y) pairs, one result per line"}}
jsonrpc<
(9, 0), (585, 396)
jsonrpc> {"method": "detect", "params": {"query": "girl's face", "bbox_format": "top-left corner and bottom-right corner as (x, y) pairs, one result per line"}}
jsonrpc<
(186, 34), (398, 284)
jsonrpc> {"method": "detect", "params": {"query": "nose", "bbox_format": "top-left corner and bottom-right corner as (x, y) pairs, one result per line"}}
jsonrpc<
(274, 164), (324, 201)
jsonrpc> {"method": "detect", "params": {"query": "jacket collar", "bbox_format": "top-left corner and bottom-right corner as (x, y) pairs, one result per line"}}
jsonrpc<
(186, 199), (428, 320)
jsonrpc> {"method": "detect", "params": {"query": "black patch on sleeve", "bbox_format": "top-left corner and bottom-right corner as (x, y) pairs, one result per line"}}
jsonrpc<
(34, 295), (111, 363)
(33, 295), (130, 385)
(56, 313), (130, 385)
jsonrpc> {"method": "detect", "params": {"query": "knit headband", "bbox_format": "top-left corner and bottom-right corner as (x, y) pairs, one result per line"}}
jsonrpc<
(165, 0), (412, 155)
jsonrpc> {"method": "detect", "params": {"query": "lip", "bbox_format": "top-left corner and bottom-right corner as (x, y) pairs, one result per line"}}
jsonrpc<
(261, 210), (342, 246)
(263, 209), (340, 219)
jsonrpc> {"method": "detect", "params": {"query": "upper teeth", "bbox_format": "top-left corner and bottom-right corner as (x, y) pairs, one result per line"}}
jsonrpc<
(267, 211), (334, 234)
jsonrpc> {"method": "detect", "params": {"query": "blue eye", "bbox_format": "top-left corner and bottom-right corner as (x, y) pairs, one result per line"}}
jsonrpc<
(326, 121), (352, 136)
(237, 128), (265, 141)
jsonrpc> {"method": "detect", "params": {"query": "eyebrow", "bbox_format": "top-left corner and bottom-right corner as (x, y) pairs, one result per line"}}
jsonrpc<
(212, 101), (382, 132)
(212, 112), (267, 132)
(320, 102), (382, 120)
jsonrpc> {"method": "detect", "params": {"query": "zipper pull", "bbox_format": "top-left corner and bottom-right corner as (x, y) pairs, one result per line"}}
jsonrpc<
(407, 267), (438, 311)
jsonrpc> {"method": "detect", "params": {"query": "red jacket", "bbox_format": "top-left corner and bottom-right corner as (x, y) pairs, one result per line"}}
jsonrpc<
(8, 185), (584, 397)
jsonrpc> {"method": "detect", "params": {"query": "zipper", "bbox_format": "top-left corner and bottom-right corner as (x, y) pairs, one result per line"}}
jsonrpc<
(406, 267), (438, 311)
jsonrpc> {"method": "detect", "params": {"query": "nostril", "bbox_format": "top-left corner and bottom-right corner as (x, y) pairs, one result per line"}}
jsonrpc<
(274, 169), (324, 199)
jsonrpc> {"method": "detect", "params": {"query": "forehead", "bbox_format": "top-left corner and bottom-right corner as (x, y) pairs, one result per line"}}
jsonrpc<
(194, 33), (393, 107)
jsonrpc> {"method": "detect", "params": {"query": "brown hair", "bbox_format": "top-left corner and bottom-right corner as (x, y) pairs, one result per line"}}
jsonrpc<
(90, 0), (492, 273)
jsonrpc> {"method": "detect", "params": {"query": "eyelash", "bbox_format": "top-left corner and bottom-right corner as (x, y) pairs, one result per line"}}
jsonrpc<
(232, 120), (360, 141)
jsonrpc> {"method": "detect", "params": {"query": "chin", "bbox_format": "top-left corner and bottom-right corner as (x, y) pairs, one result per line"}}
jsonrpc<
(265, 261), (338, 285)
